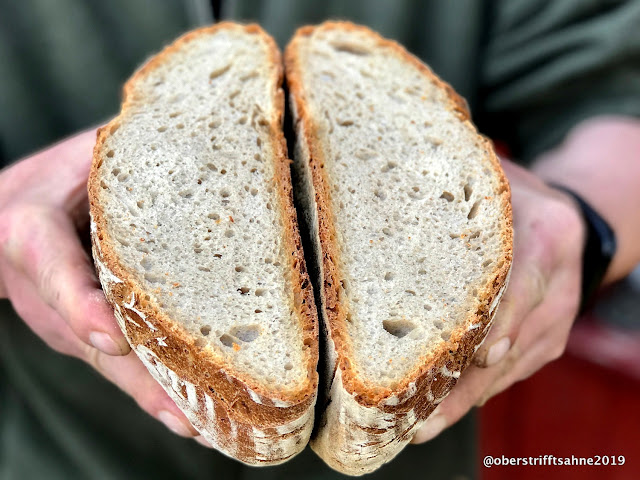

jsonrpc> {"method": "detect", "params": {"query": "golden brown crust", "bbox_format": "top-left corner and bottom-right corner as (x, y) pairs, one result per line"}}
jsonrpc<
(88, 22), (318, 465)
(285, 21), (513, 473)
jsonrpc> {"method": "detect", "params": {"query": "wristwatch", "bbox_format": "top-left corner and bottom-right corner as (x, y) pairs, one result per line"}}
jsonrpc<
(551, 184), (617, 313)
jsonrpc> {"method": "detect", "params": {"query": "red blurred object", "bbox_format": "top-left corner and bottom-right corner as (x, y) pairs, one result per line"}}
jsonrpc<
(479, 316), (640, 480)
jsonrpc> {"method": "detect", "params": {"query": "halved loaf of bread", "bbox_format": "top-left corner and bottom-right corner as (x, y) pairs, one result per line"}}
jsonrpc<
(285, 22), (513, 475)
(88, 23), (318, 465)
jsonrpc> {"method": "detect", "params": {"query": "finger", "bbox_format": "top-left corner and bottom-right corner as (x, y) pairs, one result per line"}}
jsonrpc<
(474, 258), (548, 367)
(1, 265), (93, 358)
(478, 274), (577, 403)
(194, 436), (214, 448)
(85, 347), (199, 437)
(411, 361), (504, 444)
(4, 265), (196, 439)
(2, 204), (129, 355)
(474, 183), (563, 367)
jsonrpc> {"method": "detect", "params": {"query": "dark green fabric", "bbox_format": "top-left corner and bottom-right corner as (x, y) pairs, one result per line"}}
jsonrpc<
(1, 0), (640, 479)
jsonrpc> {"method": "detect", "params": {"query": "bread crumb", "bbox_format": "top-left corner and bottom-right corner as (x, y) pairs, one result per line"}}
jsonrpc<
(233, 343), (241, 351)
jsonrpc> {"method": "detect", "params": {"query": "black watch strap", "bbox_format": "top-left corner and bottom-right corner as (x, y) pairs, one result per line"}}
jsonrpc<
(551, 184), (617, 313)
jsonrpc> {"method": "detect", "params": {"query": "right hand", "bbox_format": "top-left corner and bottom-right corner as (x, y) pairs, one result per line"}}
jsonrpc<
(0, 129), (198, 439)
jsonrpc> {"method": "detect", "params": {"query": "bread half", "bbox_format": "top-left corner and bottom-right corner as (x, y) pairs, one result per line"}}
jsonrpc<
(285, 22), (513, 475)
(88, 23), (318, 465)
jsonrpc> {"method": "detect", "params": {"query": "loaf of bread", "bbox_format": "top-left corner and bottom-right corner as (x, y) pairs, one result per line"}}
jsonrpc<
(88, 23), (318, 465)
(285, 22), (513, 475)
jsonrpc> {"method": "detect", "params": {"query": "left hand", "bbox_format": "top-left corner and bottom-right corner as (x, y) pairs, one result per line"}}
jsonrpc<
(412, 159), (585, 443)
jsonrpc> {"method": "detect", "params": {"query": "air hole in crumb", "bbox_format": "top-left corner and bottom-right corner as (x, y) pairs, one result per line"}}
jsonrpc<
(482, 259), (493, 267)
(381, 161), (397, 173)
(136, 200), (144, 208)
(424, 304), (432, 311)
(464, 183), (473, 201)
(434, 320), (444, 330)
(418, 269), (427, 275)
(330, 40), (371, 55)
(194, 337), (206, 348)
(374, 190), (386, 200)
(208, 213), (220, 220)
(468, 200), (482, 220)
(219, 334), (236, 348)
(231, 325), (259, 343)
(405, 289), (416, 296)
(220, 189), (230, 198)
(235, 266), (244, 272)
(179, 189), (193, 198)
(225, 229), (234, 238)
(383, 319), (416, 339)
(220, 169), (227, 174)
(198, 266), (211, 272)
(176, 123), (184, 129)
(111, 168), (121, 176)
(207, 163), (217, 171)
(250, 188), (258, 196)
(284, 363), (293, 371)
(238, 287), (250, 295)
(106, 150), (114, 158)
(441, 331), (452, 341)
(209, 63), (231, 80)
(384, 272), (394, 281)
(440, 191), (454, 202)
(255, 289), (266, 297)
(254, 309), (262, 314)
(200, 325), (211, 336)
(157, 126), (167, 133)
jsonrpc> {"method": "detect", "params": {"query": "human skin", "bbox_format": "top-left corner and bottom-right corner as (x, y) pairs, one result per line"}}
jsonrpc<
(0, 116), (638, 444)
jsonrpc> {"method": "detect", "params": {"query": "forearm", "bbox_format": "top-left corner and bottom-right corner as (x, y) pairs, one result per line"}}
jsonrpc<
(532, 116), (640, 284)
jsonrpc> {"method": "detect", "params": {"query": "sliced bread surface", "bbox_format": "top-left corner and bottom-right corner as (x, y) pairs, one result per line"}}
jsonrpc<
(285, 22), (512, 474)
(88, 23), (318, 465)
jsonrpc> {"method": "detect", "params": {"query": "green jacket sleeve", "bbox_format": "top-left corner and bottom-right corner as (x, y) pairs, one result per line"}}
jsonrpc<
(477, 0), (640, 162)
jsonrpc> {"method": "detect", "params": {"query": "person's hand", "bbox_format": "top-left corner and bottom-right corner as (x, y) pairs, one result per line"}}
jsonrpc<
(412, 159), (585, 443)
(0, 129), (198, 438)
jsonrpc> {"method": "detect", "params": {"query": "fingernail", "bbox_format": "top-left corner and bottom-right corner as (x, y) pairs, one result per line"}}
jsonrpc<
(486, 337), (511, 366)
(195, 436), (214, 448)
(158, 410), (193, 437)
(413, 415), (447, 443)
(89, 331), (124, 355)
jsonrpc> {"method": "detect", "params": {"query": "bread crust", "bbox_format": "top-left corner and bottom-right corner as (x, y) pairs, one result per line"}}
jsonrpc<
(88, 22), (318, 465)
(285, 21), (513, 474)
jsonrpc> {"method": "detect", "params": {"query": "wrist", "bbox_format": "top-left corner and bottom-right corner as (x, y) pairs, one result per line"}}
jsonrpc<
(548, 184), (616, 312)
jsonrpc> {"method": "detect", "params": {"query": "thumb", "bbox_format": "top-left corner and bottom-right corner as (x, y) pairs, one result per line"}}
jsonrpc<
(2, 204), (129, 355)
